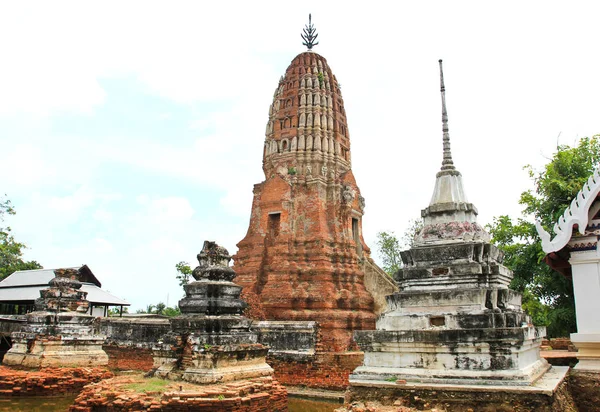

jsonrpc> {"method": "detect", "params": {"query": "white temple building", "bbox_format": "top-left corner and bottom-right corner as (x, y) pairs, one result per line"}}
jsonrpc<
(536, 168), (600, 371)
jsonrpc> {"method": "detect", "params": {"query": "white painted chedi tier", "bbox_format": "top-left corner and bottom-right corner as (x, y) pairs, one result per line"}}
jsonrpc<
(535, 167), (600, 371)
(350, 60), (550, 386)
(416, 61), (488, 246)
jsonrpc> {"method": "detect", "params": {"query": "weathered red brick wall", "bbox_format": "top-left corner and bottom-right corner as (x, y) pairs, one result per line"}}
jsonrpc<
(103, 345), (154, 372)
(233, 51), (381, 353)
(70, 375), (287, 412)
(268, 352), (363, 391)
(0, 366), (111, 397)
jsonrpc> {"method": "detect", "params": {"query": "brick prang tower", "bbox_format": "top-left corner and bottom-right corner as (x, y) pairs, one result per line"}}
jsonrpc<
(234, 38), (377, 352)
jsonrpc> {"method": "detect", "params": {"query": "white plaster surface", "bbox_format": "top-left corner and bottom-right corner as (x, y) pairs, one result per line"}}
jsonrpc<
(570, 260), (600, 333)
(429, 174), (469, 207)
(350, 366), (568, 396)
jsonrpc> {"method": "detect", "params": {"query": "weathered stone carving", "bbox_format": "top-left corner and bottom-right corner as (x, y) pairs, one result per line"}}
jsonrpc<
(350, 60), (550, 388)
(4, 268), (108, 368)
(153, 241), (273, 384)
(342, 185), (355, 203)
(235, 50), (392, 352)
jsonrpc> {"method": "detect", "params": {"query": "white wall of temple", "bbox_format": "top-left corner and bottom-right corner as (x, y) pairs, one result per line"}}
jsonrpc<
(568, 250), (600, 371)
(569, 255), (600, 334)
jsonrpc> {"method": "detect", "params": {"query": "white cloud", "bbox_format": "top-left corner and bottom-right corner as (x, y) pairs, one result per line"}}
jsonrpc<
(146, 197), (195, 223)
(2, 144), (55, 186)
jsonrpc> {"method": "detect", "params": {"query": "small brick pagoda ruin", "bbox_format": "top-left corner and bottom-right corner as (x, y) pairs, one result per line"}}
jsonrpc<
(3, 268), (108, 368)
(349, 60), (551, 387)
(233, 17), (394, 352)
(153, 241), (274, 384)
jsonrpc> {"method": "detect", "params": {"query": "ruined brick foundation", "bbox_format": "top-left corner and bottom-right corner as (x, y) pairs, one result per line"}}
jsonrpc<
(69, 375), (287, 412)
(269, 351), (363, 391)
(104, 344), (154, 372)
(0, 366), (112, 397)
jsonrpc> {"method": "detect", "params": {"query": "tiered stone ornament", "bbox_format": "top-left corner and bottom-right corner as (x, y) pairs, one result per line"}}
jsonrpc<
(350, 61), (550, 386)
(3, 268), (108, 367)
(233, 18), (395, 352)
(153, 241), (273, 384)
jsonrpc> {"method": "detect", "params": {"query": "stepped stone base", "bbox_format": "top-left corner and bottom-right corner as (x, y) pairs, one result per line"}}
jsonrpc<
(3, 335), (108, 368)
(346, 366), (571, 412)
(353, 326), (549, 386)
(154, 343), (273, 384)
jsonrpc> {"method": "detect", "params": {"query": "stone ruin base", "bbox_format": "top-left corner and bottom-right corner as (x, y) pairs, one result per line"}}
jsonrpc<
(343, 366), (572, 412)
(69, 373), (287, 412)
(3, 333), (108, 368)
(153, 343), (273, 385)
(0, 366), (112, 397)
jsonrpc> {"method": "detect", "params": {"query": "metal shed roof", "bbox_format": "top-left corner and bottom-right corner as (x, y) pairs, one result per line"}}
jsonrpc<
(0, 266), (128, 306)
(0, 266), (101, 288)
(0, 283), (129, 306)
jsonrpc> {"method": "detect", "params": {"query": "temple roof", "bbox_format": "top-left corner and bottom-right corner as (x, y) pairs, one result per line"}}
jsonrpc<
(0, 266), (129, 306)
(536, 168), (600, 254)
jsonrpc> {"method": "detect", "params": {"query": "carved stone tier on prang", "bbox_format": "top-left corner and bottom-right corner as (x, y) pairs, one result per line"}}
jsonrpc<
(263, 51), (353, 182)
(233, 17), (393, 353)
(153, 241), (273, 384)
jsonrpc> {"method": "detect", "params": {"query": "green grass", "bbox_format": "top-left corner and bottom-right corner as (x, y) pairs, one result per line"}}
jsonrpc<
(124, 378), (171, 393)
(384, 376), (398, 382)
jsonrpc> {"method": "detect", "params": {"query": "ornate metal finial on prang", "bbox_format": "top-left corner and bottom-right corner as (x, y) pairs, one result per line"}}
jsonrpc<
(301, 14), (319, 50)
(439, 59), (455, 172)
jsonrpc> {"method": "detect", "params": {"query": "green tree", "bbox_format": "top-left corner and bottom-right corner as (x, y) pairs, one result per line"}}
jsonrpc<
(375, 231), (401, 276)
(163, 306), (181, 317)
(488, 135), (600, 337)
(136, 302), (180, 316)
(108, 307), (129, 316)
(155, 302), (166, 315)
(175, 261), (192, 287)
(0, 196), (42, 279)
(375, 219), (423, 276)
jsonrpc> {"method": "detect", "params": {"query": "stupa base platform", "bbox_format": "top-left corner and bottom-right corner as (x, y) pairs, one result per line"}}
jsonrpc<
(3, 336), (108, 368)
(353, 326), (550, 386)
(350, 359), (550, 387)
(155, 361), (274, 385)
(346, 366), (571, 412)
(154, 343), (273, 384)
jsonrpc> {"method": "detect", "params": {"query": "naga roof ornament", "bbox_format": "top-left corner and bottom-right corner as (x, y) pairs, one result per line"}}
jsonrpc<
(301, 14), (319, 50)
(536, 168), (600, 253)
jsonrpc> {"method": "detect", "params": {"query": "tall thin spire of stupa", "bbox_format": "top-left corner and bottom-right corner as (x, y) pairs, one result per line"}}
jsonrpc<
(439, 59), (455, 172)
(424, 59), (475, 218)
(414, 59), (483, 245)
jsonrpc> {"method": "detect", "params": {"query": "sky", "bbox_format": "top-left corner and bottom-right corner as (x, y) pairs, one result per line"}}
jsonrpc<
(1, 1), (599, 311)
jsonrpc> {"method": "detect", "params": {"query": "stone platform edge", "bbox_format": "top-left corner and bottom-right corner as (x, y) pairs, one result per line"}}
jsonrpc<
(349, 365), (569, 397)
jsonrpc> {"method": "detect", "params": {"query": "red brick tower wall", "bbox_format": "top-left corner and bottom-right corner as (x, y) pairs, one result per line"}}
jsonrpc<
(234, 51), (376, 352)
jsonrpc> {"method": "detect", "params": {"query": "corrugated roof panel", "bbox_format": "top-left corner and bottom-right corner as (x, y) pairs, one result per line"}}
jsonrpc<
(81, 284), (129, 306)
(0, 286), (40, 301)
(0, 269), (58, 287)
(0, 283), (129, 306)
